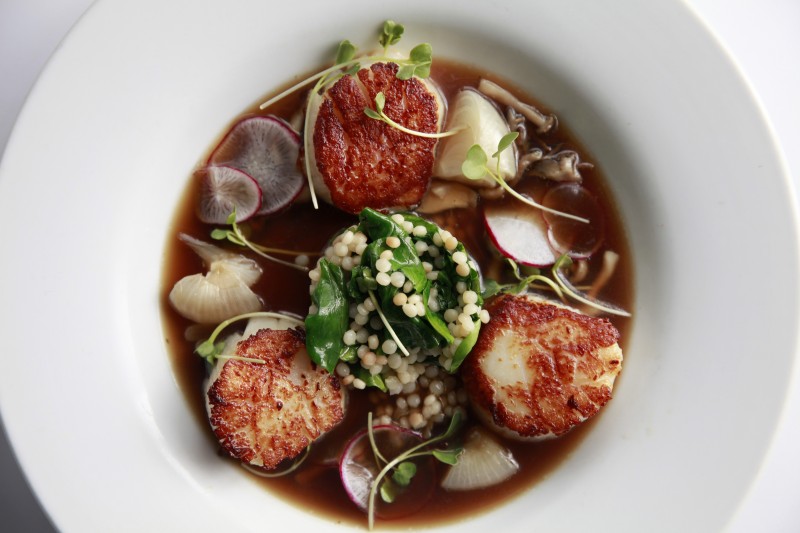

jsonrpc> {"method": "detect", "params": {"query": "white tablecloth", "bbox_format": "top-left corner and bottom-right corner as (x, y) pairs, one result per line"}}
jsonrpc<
(1, 1), (798, 531)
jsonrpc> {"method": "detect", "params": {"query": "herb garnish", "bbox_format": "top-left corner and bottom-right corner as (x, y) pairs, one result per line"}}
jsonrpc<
(211, 210), (312, 272)
(463, 133), (589, 223)
(365, 411), (464, 530)
(364, 91), (463, 139)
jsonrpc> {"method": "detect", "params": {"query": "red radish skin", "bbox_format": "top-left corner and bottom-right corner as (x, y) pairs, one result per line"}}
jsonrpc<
(339, 424), (435, 520)
(209, 115), (304, 216)
(195, 166), (262, 224)
(483, 202), (557, 267)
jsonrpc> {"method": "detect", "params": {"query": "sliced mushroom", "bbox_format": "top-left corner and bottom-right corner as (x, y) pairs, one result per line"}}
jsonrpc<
(527, 150), (585, 182)
(169, 233), (263, 324)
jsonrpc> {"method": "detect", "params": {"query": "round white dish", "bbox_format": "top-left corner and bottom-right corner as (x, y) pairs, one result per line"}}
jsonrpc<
(0, 0), (797, 531)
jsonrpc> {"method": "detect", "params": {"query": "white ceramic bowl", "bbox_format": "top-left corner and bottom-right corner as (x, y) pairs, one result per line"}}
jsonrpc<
(0, 0), (797, 531)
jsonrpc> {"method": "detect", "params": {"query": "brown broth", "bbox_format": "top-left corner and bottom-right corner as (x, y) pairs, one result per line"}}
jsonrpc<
(160, 58), (633, 528)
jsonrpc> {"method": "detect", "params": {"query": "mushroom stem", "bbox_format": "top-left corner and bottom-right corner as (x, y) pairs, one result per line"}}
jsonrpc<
(478, 79), (556, 134)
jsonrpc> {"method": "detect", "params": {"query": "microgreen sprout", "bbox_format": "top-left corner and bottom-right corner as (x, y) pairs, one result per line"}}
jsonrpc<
(366, 411), (464, 530)
(482, 258), (564, 299)
(462, 133), (590, 224)
(379, 20), (404, 53)
(211, 211), (312, 272)
(364, 91), (464, 139)
(195, 311), (305, 364)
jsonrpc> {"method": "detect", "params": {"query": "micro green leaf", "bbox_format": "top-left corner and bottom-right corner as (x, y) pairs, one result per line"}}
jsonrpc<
(335, 39), (357, 65)
(391, 461), (417, 486)
(363, 108), (382, 120)
(380, 20), (405, 50)
(462, 144), (489, 180)
(396, 64), (417, 80)
(432, 448), (463, 465)
(210, 228), (229, 240)
(494, 131), (519, 158)
(379, 480), (397, 503)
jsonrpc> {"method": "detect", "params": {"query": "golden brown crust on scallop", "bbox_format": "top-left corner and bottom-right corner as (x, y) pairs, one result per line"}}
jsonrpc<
(207, 328), (345, 469)
(461, 294), (622, 440)
(313, 62), (439, 214)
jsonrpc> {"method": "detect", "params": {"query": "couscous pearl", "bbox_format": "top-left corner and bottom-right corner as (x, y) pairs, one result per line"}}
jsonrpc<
(355, 329), (369, 344)
(463, 303), (479, 316)
(480, 309), (491, 323)
(343, 330), (357, 345)
(413, 225), (427, 237)
(388, 353), (402, 369)
(329, 255), (342, 266)
(415, 301), (425, 316)
(428, 300), (440, 312)
(386, 236), (401, 249)
(357, 345), (369, 357)
(390, 271), (406, 287)
(382, 339), (398, 355)
(355, 242), (367, 255)
(445, 236), (458, 251)
(335, 362), (351, 377)
(376, 272), (392, 286)
(309, 269), (320, 281)
(393, 292), (408, 306)
(402, 303), (417, 317)
(402, 381), (417, 394)
(402, 221), (414, 233)
(363, 298), (376, 311)
(426, 271), (438, 281)
(335, 243), (349, 257)
(354, 313), (369, 325)
(422, 261), (433, 273)
(376, 355), (388, 366)
(376, 258), (391, 273)
(341, 256), (354, 270)
(432, 233), (443, 246)
(295, 255), (310, 267)
(444, 309), (458, 322)
(309, 304), (319, 314)
(380, 250), (394, 260)
(425, 365), (439, 378)
(361, 351), (377, 366)
(410, 412), (425, 429)
(408, 294), (422, 305)
(407, 394), (421, 408)
(456, 281), (467, 293)
(452, 251), (467, 264)
(357, 304), (368, 316)
(429, 379), (445, 395)
(427, 245), (440, 258)
(367, 335), (379, 350)
(414, 240), (428, 254)
(369, 365), (383, 376)
(342, 375), (355, 386)
(391, 214), (405, 224)
(341, 230), (354, 245)
(403, 280), (414, 293)
(456, 263), (470, 277)
(462, 290), (478, 305)
(353, 378), (366, 390)
(396, 397), (408, 410)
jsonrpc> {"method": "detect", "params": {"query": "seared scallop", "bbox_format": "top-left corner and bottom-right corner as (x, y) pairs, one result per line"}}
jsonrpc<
(205, 325), (346, 469)
(461, 293), (622, 441)
(308, 61), (444, 214)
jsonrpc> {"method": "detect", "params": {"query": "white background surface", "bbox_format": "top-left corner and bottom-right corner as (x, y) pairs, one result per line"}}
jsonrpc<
(0, 1), (798, 531)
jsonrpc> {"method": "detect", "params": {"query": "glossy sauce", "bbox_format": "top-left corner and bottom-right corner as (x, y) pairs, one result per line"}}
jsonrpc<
(160, 58), (633, 527)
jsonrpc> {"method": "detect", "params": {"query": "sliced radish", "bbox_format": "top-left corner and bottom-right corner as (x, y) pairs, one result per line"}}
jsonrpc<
(195, 166), (262, 224)
(484, 200), (557, 267)
(339, 424), (435, 520)
(441, 427), (519, 491)
(209, 115), (304, 215)
(542, 184), (605, 259)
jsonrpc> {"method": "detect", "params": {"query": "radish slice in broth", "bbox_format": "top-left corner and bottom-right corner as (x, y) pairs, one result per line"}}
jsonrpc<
(209, 115), (304, 215)
(542, 184), (605, 259)
(483, 201), (557, 267)
(196, 166), (262, 224)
